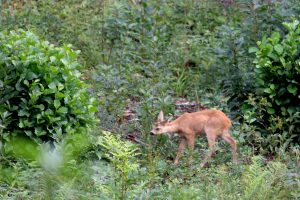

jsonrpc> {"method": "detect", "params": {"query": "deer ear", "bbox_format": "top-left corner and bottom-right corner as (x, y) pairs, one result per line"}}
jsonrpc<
(158, 111), (164, 122)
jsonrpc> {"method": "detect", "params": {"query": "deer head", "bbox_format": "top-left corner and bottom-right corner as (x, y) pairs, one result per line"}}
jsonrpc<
(150, 111), (168, 135)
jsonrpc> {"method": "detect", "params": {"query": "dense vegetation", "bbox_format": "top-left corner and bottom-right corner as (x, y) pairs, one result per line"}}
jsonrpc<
(0, 0), (299, 199)
(0, 30), (97, 142)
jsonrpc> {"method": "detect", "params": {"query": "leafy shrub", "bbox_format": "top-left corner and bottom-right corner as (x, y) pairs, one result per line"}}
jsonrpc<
(241, 95), (298, 154)
(0, 30), (97, 143)
(252, 19), (300, 116)
(215, 0), (300, 114)
(245, 19), (300, 144)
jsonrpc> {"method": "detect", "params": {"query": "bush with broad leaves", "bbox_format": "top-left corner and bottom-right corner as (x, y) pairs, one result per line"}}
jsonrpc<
(0, 30), (97, 143)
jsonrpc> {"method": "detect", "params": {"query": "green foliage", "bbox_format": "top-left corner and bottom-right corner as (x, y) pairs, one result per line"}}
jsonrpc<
(214, 0), (300, 113)
(242, 156), (289, 199)
(141, 156), (295, 200)
(244, 18), (300, 146)
(0, 133), (298, 199)
(253, 19), (300, 116)
(3, 136), (39, 161)
(241, 94), (298, 154)
(0, 1), (300, 199)
(0, 30), (97, 142)
(97, 131), (143, 200)
(0, 133), (98, 200)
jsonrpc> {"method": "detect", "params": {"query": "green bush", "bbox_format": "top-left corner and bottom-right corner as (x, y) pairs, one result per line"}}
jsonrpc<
(215, 1), (300, 114)
(0, 30), (97, 142)
(243, 18), (300, 148)
(251, 19), (300, 117)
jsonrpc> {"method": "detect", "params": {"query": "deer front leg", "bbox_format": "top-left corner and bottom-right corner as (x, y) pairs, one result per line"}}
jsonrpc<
(174, 138), (186, 165)
(186, 135), (195, 165)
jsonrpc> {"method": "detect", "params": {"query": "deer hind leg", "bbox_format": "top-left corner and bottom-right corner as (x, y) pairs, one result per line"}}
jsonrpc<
(174, 138), (186, 165)
(200, 132), (217, 168)
(221, 132), (237, 163)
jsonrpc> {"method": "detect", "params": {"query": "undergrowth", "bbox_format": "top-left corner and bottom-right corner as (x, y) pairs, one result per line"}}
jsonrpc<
(0, 0), (299, 199)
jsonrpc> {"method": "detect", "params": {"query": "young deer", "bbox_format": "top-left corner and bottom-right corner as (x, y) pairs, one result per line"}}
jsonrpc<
(150, 110), (237, 167)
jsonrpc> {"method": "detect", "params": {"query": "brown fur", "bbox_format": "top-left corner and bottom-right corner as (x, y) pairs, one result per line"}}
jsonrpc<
(151, 110), (237, 167)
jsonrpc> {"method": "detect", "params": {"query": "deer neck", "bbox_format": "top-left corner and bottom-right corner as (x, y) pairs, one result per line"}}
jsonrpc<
(163, 122), (179, 133)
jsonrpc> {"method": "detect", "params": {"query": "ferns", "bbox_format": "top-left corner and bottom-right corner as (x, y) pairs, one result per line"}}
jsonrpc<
(242, 156), (269, 200)
(0, 143), (297, 200)
(97, 131), (142, 200)
(241, 156), (290, 200)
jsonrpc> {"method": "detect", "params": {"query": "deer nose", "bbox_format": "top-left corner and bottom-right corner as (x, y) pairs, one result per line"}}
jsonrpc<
(150, 131), (155, 135)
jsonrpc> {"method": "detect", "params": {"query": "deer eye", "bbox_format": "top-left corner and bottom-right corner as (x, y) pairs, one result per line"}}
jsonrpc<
(155, 127), (159, 131)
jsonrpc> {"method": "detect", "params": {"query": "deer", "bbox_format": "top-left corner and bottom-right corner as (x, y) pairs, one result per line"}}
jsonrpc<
(150, 110), (237, 167)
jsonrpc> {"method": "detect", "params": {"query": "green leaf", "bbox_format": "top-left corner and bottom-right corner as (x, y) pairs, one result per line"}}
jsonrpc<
(61, 57), (69, 66)
(18, 109), (30, 117)
(267, 107), (275, 115)
(268, 52), (278, 60)
(264, 88), (272, 94)
(50, 56), (56, 62)
(287, 84), (297, 95)
(274, 44), (283, 55)
(50, 117), (61, 123)
(275, 99), (282, 106)
(44, 88), (56, 94)
(57, 107), (68, 114)
(26, 71), (38, 80)
(287, 106), (296, 115)
(48, 82), (56, 90)
(15, 80), (24, 91)
(249, 47), (259, 53)
(23, 80), (29, 86)
(278, 87), (286, 96)
(271, 32), (280, 44)
(281, 107), (287, 116)
(45, 109), (54, 116)
(264, 44), (273, 56)
(55, 92), (65, 99)
(18, 120), (24, 128)
(54, 100), (61, 109)
(34, 127), (47, 137)
(34, 104), (45, 110)
(57, 82), (64, 91)
(24, 130), (32, 137)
